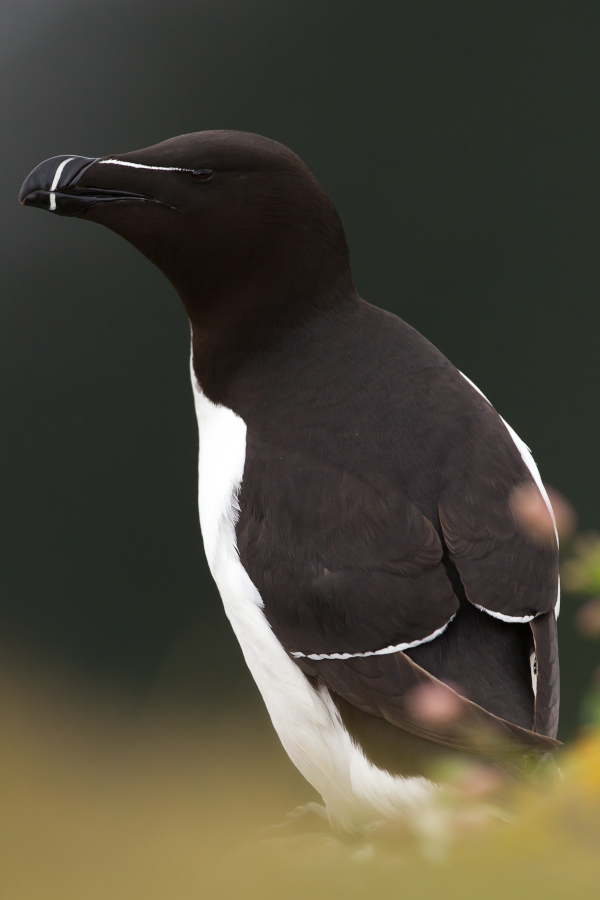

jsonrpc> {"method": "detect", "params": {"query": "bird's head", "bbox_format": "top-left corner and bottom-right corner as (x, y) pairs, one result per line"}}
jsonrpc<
(19, 131), (353, 334)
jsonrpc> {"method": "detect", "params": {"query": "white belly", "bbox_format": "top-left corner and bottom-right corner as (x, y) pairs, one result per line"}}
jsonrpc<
(190, 364), (434, 832)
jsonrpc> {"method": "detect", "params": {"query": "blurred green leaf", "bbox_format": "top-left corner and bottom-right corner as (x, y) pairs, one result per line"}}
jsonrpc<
(561, 532), (600, 594)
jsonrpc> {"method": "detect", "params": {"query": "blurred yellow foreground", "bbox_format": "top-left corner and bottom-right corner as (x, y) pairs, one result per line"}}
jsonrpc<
(1, 659), (598, 900)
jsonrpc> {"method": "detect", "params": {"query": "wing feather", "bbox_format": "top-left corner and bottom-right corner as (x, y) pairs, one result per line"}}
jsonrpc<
(307, 652), (560, 756)
(237, 440), (457, 656)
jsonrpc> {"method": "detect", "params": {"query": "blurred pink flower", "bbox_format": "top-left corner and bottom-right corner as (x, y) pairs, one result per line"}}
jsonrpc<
(509, 483), (575, 544)
(575, 597), (600, 638)
(453, 762), (507, 799)
(406, 681), (464, 726)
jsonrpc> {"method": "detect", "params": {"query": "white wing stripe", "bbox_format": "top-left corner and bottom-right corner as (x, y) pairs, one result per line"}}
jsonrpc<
(475, 604), (535, 624)
(290, 615), (456, 660)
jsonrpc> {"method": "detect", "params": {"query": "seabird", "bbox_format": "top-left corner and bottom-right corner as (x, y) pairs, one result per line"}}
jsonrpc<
(19, 131), (560, 833)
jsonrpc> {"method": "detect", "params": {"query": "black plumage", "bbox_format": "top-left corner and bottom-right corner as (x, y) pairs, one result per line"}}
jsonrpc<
(233, 303), (558, 654)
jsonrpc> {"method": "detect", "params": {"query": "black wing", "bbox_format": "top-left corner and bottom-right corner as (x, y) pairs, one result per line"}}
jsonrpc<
(437, 401), (559, 738)
(236, 439), (457, 657)
(439, 427), (559, 621)
(532, 611), (560, 738)
(237, 419), (559, 748)
(300, 652), (560, 757)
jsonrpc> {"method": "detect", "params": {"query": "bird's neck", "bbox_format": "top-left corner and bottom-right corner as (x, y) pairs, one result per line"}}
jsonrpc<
(188, 273), (358, 405)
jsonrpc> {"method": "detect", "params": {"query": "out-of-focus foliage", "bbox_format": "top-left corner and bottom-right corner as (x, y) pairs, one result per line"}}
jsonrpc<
(1, 660), (600, 900)
(561, 531), (600, 727)
(2, 488), (598, 898)
(562, 532), (600, 596)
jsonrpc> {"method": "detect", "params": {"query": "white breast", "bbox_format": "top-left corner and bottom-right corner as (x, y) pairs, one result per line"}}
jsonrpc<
(190, 359), (435, 833)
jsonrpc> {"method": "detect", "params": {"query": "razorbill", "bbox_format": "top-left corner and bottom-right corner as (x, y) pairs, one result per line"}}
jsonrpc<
(19, 131), (560, 833)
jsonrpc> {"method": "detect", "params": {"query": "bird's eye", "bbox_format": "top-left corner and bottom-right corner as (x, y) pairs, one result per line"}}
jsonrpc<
(192, 168), (214, 181)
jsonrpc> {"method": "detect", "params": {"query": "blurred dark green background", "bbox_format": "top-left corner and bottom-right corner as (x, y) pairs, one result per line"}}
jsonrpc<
(3, 0), (599, 739)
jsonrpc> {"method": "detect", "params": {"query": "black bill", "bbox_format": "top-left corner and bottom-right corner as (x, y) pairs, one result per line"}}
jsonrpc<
(18, 155), (152, 217)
